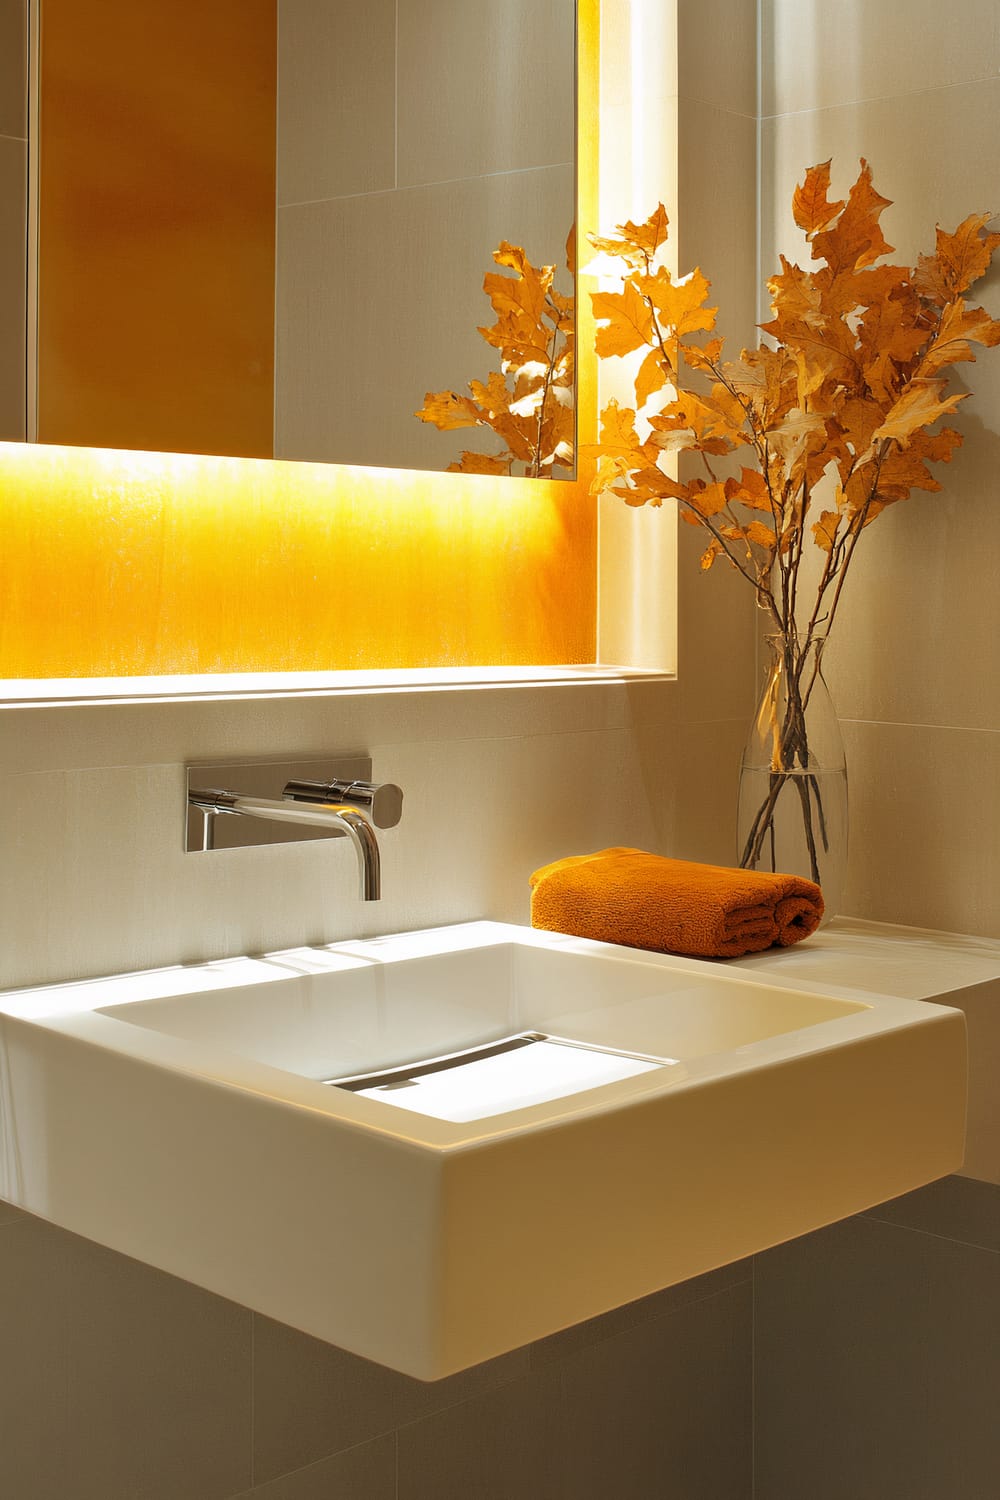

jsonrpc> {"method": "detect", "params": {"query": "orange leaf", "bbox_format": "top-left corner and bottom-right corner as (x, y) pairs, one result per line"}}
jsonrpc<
(914, 213), (1000, 303)
(725, 467), (773, 513)
(592, 282), (655, 358)
(446, 451), (512, 476)
(680, 336), (725, 373)
(744, 520), (777, 550)
(686, 480), (729, 518)
(811, 509), (841, 553)
(872, 380), (967, 446)
(793, 160), (845, 236)
(415, 390), (483, 430)
(700, 540), (724, 570)
(595, 398), (642, 454)
(918, 297), (1000, 377)
(635, 349), (670, 409)
(643, 267), (718, 336)
(811, 159), (894, 276)
(588, 204), (669, 267)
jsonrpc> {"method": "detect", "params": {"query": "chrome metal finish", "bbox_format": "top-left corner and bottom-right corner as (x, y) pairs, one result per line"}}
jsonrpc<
(284, 777), (403, 828)
(185, 756), (372, 853)
(187, 790), (381, 900)
(185, 756), (397, 901)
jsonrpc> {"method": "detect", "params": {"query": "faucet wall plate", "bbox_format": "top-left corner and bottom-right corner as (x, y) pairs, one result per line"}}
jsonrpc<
(186, 755), (372, 852)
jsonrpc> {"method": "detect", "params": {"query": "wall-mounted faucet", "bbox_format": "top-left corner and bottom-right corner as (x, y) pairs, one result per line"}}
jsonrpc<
(186, 756), (402, 903)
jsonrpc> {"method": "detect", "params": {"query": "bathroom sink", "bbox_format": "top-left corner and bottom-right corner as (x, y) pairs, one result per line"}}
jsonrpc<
(0, 922), (965, 1378)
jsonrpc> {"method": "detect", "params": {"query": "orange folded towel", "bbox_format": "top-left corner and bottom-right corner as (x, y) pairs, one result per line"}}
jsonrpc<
(529, 847), (824, 959)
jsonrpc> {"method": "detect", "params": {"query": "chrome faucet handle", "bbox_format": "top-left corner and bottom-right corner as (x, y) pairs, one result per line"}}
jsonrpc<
(284, 777), (403, 829)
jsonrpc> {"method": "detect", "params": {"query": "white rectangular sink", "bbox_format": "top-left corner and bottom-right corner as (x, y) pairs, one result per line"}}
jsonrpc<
(0, 922), (966, 1379)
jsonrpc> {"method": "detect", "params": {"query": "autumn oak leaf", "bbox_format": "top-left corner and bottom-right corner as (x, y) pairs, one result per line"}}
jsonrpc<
(872, 380), (967, 446)
(793, 160), (845, 237)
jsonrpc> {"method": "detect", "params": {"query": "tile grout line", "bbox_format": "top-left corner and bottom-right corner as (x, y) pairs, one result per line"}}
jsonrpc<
(278, 160), (576, 212)
(759, 71), (1000, 122)
(249, 1312), (255, 1489)
(751, 1255), (757, 1500)
(859, 1212), (1000, 1258)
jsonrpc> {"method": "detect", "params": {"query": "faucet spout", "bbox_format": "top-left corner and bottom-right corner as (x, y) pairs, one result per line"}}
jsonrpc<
(188, 791), (382, 900)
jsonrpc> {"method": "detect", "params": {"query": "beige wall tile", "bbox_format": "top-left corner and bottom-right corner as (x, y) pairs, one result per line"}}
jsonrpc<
(0, 683), (629, 777)
(623, 709), (748, 867)
(678, 99), (759, 350)
(275, 164), (574, 471)
(0, 135), (26, 441)
(0, 718), (657, 988)
(253, 1315), (527, 1485)
(234, 1437), (396, 1499)
(0, 0), (27, 141)
(0, 1215), (251, 1499)
(679, 0), (758, 117)
(557, 1285), (753, 1499)
(839, 719), (1000, 937)
(755, 1214), (1000, 1500)
(277, 0), (395, 206)
(761, 0), (1000, 117)
(396, 0), (574, 188)
(761, 80), (1000, 272)
(820, 411), (1000, 734)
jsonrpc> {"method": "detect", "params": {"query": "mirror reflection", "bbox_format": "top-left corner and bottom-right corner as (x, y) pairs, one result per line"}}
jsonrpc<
(6, 0), (576, 476)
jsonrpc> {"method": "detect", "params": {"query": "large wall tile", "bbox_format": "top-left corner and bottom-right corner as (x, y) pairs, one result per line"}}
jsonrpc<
(820, 426), (1000, 735)
(396, 1363), (565, 1500)
(678, 0), (758, 117)
(624, 710), (749, 867)
(0, 134), (26, 441)
(755, 1214), (1000, 1500)
(275, 165), (574, 471)
(276, 0), (395, 205)
(0, 1214), (251, 1499)
(761, 79), (1000, 273)
(0, 722), (649, 987)
(396, 0), (574, 188)
(761, 0), (1000, 117)
(252, 1313), (528, 1485)
(863, 1173), (1000, 1251)
(678, 99), (758, 349)
(557, 1285), (753, 1500)
(238, 1438), (395, 1499)
(234, 1437), (395, 1499)
(838, 719), (1000, 937)
(0, 0), (27, 140)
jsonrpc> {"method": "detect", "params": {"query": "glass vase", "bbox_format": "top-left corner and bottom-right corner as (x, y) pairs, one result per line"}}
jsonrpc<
(737, 633), (848, 921)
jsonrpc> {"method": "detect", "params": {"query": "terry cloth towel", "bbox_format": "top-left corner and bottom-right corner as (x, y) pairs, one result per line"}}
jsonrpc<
(529, 847), (824, 959)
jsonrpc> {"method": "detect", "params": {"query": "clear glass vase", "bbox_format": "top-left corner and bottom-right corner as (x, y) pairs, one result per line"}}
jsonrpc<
(737, 633), (848, 921)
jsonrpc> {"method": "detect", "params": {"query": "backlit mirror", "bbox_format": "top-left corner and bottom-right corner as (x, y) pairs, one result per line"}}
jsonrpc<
(3, 0), (576, 477)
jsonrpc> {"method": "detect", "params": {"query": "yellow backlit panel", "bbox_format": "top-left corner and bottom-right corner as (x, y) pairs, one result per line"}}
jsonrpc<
(0, 443), (596, 676)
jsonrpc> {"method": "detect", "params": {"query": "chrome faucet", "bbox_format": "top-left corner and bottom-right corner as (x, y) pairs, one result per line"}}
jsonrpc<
(185, 756), (403, 903)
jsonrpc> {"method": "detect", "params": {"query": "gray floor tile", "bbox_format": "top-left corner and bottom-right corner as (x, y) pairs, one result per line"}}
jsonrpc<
(558, 1286), (753, 1500)
(252, 1313), (528, 1485)
(863, 1173), (1000, 1252)
(755, 1216), (1000, 1500)
(232, 1436), (395, 1499)
(0, 1215), (252, 1500)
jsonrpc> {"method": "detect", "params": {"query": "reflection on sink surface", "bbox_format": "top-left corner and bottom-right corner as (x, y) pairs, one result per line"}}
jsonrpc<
(0, 922), (967, 1379)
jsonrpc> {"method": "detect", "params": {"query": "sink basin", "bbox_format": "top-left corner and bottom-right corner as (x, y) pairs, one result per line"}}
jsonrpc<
(0, 922), (966, 1379)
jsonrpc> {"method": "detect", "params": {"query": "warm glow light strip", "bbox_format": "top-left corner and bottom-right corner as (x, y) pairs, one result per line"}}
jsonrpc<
(0, 442), (595, 676)
(0, 3), (604, 681)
